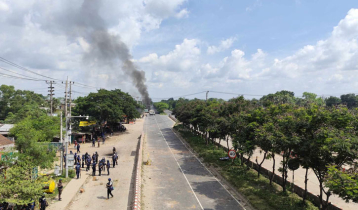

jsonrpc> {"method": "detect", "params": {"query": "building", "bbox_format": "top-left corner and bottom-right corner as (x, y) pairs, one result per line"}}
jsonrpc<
(0, 134), (14, 151)
(0, 124), (14, 137)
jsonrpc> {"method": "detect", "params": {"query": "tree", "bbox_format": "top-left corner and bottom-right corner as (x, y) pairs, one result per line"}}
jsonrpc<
(340, 94), (357, 108)
(0, 85), (46, 122)
(325, 166), (358, 203)
(10, 115), (59, 168)
(325, 96), (341, 107)
(73, 89), (140, 124)
(153, 102), (169, 113)
(302, 105), (358, 209)
(0, 158), (46, 206)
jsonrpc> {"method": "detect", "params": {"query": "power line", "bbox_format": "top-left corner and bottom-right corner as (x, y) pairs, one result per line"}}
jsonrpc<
(0, 72), (47, 81)
(209, 90), (265, 97)
(0, 56), (62, 82)
(0, 66), (46, 81)
(152, 91), (207, 100)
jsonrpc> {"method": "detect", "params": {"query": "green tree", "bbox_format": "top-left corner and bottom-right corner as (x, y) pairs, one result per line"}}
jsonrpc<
(153, 102), (169, 113)
(0, 158), (46, 206)
(73, 89), (140, 124)
(325, 166), (358, 203)
(325, 96), (341, 107)
(10, 115), (59, 168)
(0, 85), (46, 121)
(340, 94), (357, 108)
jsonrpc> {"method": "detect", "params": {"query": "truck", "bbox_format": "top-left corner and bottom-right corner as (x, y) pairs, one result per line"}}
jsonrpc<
(149, 110), (155, 115)
(144, 109), (149, 113)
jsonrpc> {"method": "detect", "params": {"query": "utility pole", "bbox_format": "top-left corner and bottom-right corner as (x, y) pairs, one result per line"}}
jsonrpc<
(69, 82), (74, 116)
(63, 77), (69, 178)
(60, 111), (63, 174)
(206, 91), (209, 102)
(63, 78), (68, 118)
(46, 81), (56, 115)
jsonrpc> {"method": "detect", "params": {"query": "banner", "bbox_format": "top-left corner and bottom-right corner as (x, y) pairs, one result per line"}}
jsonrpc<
(79, 121), (96, 127)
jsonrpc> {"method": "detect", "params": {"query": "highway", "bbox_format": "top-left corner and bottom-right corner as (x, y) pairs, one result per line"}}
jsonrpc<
(142, 114), (247, 210)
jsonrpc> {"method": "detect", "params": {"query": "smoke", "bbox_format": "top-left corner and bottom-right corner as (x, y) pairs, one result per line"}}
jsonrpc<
(63, 0), (151, 105)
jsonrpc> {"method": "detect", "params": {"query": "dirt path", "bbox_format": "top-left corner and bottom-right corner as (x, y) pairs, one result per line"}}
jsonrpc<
(64, 119), (144, 210)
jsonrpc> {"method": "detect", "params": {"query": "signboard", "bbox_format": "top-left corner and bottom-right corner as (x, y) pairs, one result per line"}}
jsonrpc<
(79, 121), (96, 127)
(67, 154), (75, 168)
(228, 149), (237, 159)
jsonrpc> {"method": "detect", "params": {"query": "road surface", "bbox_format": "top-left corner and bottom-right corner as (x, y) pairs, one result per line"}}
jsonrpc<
(142, 114), (247, 210)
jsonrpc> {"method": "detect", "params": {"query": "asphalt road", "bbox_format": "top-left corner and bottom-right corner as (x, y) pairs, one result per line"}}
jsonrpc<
(142, 114), (245, 210)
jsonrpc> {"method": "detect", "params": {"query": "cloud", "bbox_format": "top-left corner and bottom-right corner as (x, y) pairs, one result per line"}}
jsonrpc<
(246, 0), (262, 12)
(139, 9), (358, 98)
(0, 1), (9, 11)
(138, 38), (200, 72)
(144, 0), (188, 19)
(0, 0), (189, 96)
(176, 9), (189, 19)
(207, 37), (236, 54)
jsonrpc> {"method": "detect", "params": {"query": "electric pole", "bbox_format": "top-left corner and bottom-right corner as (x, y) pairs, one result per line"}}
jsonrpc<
(46, 80), (55, 115)
(69, 81), (74, 116)
(60, 111), (63, 174)
(63, 77), (69, 178)
(206, 91), (209, 102)
(63, 78), (68, 118)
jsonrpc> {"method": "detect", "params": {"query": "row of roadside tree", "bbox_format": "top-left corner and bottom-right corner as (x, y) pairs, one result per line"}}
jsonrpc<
(171, 91), (358, 210)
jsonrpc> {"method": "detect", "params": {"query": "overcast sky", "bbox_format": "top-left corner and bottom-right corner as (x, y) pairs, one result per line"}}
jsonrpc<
(1, 0), (358, 101)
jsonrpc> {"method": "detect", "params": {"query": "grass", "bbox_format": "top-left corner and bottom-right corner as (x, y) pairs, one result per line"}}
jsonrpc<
(174, 124), (318, 210)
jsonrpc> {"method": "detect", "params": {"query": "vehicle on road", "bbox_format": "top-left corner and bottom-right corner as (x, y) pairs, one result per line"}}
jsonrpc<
(149, 110), (155, 115)
(144, 109), (149, 113)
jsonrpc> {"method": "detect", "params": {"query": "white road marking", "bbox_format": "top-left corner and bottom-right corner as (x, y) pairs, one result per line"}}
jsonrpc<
(153, 115), (204, 210)
(161, 115), (247, 210)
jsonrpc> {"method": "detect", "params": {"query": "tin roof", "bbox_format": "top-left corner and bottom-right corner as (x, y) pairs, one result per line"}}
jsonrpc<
(0, 134), (13, 146)
(0, 124), (14, 132)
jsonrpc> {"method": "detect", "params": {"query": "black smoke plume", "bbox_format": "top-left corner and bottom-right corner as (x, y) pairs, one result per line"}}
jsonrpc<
(68, 0), (151, 105)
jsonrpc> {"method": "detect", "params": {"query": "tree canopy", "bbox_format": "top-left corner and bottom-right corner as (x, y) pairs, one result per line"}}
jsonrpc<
(73, 89), (140, 124)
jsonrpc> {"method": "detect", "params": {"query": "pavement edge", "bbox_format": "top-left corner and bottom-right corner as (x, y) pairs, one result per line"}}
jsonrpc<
(133, 131), (144, 210)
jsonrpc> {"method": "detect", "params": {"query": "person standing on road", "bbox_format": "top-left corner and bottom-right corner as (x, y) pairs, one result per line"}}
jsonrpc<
(98, 138), (100, 147)
(98, 161), (102, 176)
(115, 153), (118, 165)
(106, 160), (110, 175)
(92, 137), (95, 147)
(92, 162), (96, 176)
(95, 152), (99, 163)
(74, 153), (77, 164)
(57, 179), (63, 201)
(106, 178), (114, 200)
(86, 156), (91, 171)
(76, 163), (81, 179)
(112, 154), (116, 168)
(77, 143), (81, 153)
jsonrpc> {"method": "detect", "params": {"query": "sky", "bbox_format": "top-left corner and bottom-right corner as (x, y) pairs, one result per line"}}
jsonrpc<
(1, 0), (358, 101)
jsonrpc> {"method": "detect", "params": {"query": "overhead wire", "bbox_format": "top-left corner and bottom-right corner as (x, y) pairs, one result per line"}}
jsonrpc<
(152, 91), (207, 100)
(0, 57), (63, 82)
(0, 72), (47, 81)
